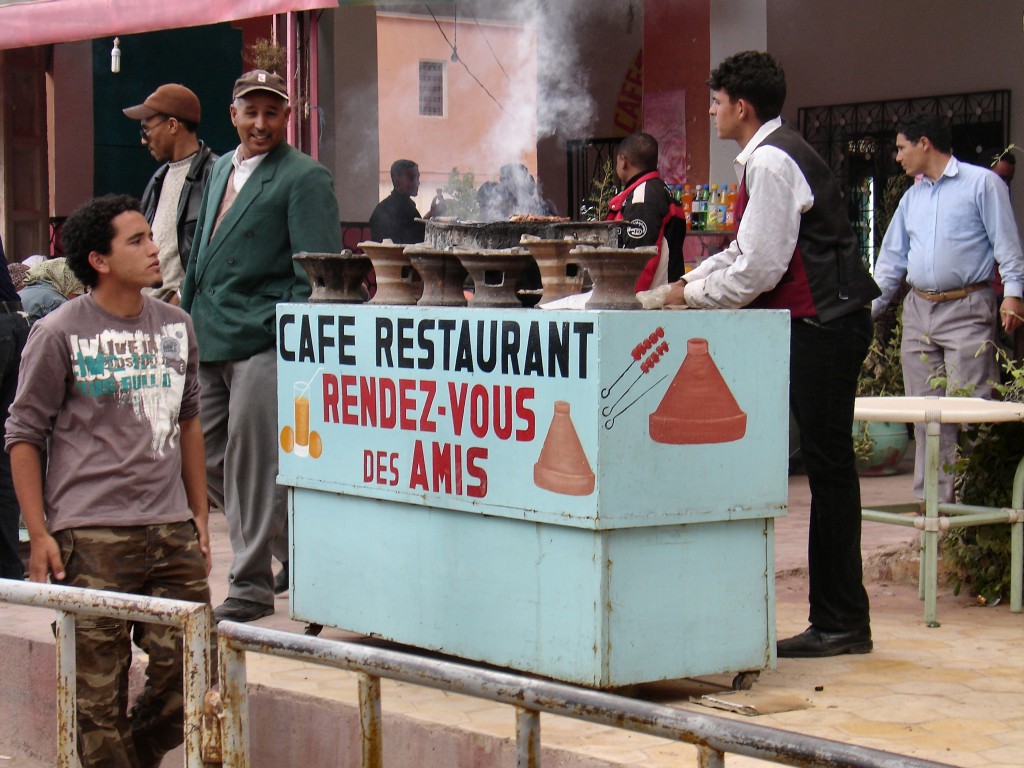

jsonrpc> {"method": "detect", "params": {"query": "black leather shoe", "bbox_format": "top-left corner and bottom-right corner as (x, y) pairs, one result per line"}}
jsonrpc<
(274, 561), (289, 595)
(213, 598), (274, 623)
(777, 625), (872, 658)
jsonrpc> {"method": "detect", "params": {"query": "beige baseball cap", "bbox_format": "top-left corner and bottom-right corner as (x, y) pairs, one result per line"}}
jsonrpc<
(232, 70), (288, 101)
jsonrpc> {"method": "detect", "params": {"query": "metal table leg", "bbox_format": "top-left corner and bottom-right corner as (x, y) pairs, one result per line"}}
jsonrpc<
(1012, 455), (1024, 613)
(923, 415), (940, 627)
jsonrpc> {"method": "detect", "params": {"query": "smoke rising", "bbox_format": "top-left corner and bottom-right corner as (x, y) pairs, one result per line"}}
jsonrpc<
(477, 0), (597, 164)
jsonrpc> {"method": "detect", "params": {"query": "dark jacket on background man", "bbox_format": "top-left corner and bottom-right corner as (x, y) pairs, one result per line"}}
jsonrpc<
(744, 124), (880, 321)
(141, 141), (218, 271)
(369, 191), (425, 244)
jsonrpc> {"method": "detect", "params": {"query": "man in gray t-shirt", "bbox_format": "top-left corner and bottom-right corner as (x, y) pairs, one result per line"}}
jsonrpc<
(5, 194), (211, 768)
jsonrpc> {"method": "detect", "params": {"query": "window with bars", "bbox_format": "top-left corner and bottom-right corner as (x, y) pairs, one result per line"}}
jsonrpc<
(419, 61), (445, 117)
(798, 90), (1009, 268)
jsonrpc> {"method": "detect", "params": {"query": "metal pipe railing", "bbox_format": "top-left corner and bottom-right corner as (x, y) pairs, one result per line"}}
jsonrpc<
(0, 580), (213, 767)
(216, 621), (956, 768)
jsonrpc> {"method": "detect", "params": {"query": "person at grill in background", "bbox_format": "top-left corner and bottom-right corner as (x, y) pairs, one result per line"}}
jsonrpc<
(17, 257), (84, 325)
(606, 132), (685, 292)
(872, 112), (1024, 504)
(0, 234), (30, 581)
(370, 159), (443, 244)
(659, 51), (880, 658)
(123, 84), (218, 304)
(494, 162), (556, 218)
(476, 180), (506, 221)
(7, 194), (211, 767)
(181, 70), (341, 623)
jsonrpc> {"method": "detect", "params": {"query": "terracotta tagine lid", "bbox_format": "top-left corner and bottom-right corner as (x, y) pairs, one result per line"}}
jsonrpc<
(534, 401), (595, 496)
(570, 245), (656, 310)
(358, 240), (423, 305)
(293, 250), (372, 303)
(405, 246), (469, 307)
(649, 337), (747, 444)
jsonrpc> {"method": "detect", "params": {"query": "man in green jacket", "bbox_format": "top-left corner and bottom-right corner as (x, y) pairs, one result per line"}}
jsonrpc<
(181, 70), (341, 622)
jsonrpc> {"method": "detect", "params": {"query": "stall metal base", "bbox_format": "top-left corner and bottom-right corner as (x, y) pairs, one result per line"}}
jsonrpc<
(289, 488), (776, 688)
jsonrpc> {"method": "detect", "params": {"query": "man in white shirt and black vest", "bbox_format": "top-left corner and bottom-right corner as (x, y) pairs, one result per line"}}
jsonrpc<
(663, 50), (881, 658)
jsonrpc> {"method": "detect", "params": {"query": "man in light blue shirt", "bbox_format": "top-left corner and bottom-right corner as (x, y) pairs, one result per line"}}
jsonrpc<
(873, 112), (1024, 501)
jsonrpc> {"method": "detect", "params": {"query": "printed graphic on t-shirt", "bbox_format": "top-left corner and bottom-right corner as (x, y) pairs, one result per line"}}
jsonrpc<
(69, 323), (188, 455)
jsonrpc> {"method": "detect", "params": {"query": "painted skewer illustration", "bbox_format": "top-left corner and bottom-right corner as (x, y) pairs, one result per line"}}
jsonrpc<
(604, 374), (669, 430)
(601, 326), (665, 399)
(601, 340), (670, 419)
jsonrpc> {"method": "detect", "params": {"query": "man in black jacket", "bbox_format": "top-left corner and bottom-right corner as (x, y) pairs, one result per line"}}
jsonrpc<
(124, 84), (218, 303)
(370, 159), (434, 244)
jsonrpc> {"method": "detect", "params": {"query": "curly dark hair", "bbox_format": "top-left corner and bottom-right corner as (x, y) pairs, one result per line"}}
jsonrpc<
(61, 194), (142, 288)
(897, 112), (952, 155)
(707, 51), (786, 122)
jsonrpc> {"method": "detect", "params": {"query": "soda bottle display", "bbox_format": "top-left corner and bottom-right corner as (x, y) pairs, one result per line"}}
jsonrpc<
(681, 184), (695, 230)
(707, 185), (720, 229)
(696, 185), (711, 230)
(725, 184), (738, 229)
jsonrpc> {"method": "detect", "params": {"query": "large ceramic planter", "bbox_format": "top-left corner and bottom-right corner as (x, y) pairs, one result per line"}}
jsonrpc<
(853, 419), (909, 476)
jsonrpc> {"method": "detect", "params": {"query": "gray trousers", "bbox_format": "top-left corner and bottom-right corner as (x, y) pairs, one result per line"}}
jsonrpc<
(200, 347), (287, 606)
(901, 289), (997, 502)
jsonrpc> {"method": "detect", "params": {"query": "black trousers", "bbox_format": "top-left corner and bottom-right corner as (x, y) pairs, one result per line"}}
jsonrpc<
(790, 309), (872, 631)
(0, 310), (29, 579)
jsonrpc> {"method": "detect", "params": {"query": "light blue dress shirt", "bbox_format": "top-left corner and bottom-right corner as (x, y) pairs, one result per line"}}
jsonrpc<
(872, 156), (1024, 316)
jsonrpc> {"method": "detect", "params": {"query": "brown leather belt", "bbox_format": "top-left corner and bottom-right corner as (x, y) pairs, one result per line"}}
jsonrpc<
(912, 283), (989, 303)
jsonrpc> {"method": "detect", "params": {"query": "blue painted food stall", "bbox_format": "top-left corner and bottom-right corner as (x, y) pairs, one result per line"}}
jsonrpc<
(276, 304), (789, 687)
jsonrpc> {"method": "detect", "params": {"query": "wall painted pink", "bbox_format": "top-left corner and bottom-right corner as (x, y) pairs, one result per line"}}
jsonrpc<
(376, 13), (537, 210)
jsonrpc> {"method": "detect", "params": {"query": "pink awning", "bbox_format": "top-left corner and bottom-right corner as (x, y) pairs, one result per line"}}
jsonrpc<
(0, 0), (339, 50)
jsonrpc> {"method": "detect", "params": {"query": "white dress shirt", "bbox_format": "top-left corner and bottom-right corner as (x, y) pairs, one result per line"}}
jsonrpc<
(683, 117), (814, 309)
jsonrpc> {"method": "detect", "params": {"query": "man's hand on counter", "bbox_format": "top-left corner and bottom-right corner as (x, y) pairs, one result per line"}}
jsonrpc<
(636, 280), (690, 310)
(663, 279), (688, 307)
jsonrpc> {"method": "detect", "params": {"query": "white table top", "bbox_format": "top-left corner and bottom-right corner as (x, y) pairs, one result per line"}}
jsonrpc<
(855, 396), (1024, 424)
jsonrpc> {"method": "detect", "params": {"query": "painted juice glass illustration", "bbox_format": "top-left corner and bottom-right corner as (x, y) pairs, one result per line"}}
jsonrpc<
(293, 380), (311, 457)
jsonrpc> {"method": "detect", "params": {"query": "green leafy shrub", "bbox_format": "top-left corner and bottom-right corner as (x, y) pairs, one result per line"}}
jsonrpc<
(442, 168), (479, 221)
(583, 159), (617, 221)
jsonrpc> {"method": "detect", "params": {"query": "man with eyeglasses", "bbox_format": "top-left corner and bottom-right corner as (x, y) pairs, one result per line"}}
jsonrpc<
(873, 113), (1024, 503)
(124, 84), (218, 305)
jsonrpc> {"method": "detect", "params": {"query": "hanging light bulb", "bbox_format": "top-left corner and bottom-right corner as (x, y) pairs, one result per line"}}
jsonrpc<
(111, 37), (121, 73)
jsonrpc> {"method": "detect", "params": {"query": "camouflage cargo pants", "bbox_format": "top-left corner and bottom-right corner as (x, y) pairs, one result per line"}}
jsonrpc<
(54, 521), (210, 768)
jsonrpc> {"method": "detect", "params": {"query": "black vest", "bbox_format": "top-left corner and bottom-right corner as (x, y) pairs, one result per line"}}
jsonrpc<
(750, 123), (879, 321)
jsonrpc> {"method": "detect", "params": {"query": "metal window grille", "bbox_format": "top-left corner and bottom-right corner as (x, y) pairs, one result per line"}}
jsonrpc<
(419, 61), (445, 117)
(798, 90), (1010, 266)
(566, 137), (620, 220)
